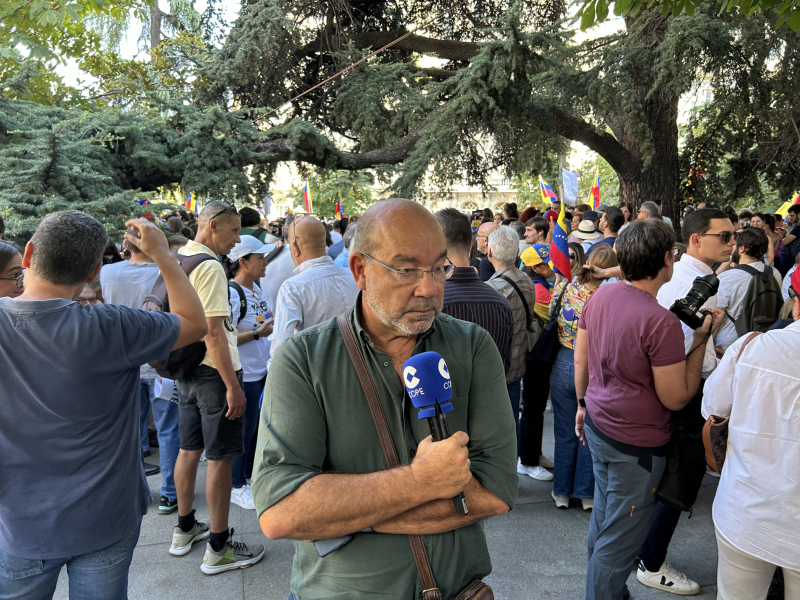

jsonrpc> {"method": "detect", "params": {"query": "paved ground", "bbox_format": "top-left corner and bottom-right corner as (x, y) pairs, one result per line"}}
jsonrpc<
(54, 413), (720, 599)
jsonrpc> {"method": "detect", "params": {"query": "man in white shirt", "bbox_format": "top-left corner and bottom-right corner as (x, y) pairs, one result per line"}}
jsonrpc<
(635, 208), (735, 595)
(260, 215), (296, 312)
(702, 267), (800, 599)
(330, 219), (343, 244)
(270, 216), (360, 359)
(99, 230), (179, 513)
(716, 227), (782, 351)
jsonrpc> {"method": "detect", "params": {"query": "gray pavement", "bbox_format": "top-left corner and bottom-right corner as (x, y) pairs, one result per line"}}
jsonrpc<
(54, 413), (719, 599)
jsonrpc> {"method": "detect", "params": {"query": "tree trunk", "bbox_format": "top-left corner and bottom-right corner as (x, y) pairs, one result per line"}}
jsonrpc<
(150, 3), (163, 63)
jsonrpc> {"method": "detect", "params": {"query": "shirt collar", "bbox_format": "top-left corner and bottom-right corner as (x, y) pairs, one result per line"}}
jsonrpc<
(677, 253), (714, 276)
(185, 239), (219, 259)
(446, 266), (481, 283)
(293, 255), (334, 275)
(350, 293), (437, 348)
(490, 264), (515, 279)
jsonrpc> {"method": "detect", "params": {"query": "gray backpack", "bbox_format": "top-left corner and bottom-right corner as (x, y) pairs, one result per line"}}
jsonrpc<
(728, 264), (783, 335)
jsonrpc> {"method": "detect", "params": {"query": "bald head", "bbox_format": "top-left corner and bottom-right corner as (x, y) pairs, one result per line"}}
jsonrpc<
(352, 198), (444, 258)
(350, 198), (447, 338)
(288, 216), (328, 266)
(476, 221), (498, 254)
(292, 217), (327, 250)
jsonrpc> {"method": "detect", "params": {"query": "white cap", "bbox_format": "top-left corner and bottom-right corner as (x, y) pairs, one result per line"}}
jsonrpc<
(228, 235), (272, 262)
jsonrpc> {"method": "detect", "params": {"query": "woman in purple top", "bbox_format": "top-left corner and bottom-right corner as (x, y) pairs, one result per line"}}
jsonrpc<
(573, 219), (721, 600)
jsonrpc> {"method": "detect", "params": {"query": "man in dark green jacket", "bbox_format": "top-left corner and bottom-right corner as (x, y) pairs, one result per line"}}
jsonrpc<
(252, 198), (518, 600)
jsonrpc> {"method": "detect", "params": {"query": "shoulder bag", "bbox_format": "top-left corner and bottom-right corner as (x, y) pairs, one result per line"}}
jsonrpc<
(498, 275), (543, 352)
(702, 331), (761, 474)
(529, 284), (568, 364)
(337, 314), (493, 600)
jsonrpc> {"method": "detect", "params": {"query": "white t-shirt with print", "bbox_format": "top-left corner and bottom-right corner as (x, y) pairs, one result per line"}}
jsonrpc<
(229, 283), (272, 382)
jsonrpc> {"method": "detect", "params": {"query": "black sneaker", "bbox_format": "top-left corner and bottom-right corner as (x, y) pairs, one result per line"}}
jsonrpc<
(159, 496), (178, 515)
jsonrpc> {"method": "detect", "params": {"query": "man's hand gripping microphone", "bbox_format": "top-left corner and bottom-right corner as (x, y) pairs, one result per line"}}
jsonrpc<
(403, 351), (469, 517)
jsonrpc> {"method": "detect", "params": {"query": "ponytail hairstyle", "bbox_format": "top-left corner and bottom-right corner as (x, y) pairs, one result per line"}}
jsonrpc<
(575, 244), (618, 285)
(223, 256), (241, 280)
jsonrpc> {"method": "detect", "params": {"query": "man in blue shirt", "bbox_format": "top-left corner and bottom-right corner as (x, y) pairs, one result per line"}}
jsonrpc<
(0, 212), (207, 598)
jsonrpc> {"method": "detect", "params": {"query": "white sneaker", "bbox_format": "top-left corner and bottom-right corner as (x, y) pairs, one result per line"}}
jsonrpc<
(517, 459), (554, 481)
(637, 561), (700, 595)
(581, 498), (594, 511)
(545, 399), (553, 413)
(551, 491), (569, 509)
(230, 485), (255, 510)
(539, 454), (554, 469)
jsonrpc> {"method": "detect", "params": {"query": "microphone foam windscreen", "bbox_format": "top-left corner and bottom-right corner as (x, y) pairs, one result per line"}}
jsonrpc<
(402, 351), (453, 417)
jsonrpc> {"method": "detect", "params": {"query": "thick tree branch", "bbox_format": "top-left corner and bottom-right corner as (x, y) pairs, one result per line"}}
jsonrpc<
(247, 126), (421, 170)
(297, 31), (481, 63)
(550, 108), (642, 179)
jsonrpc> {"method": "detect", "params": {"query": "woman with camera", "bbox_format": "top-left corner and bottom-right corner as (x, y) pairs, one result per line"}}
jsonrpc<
(548, 244), (618, 510)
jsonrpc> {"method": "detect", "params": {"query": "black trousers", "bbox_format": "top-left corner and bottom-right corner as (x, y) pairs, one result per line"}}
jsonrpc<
(638, 379), (706, 571)
(519, 357), (552, 466)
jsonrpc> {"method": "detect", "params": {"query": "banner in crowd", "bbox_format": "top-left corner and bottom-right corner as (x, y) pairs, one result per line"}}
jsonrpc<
(561, 169), (578, 206)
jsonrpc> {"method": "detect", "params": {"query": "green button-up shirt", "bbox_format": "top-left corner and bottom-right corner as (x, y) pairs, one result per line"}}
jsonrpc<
(252, 298), (518, 600)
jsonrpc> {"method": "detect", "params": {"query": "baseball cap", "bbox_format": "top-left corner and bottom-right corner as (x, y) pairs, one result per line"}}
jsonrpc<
(791, 267), (800, 297)
(521, 243), (554, 269)
(582, 210), (600, 222)
(544, 210), (559, 222)
(596, 203), (609, 212)
(228, 235), (272, 262)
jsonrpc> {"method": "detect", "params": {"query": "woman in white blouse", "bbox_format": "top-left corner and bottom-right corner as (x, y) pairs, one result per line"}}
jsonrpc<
(702, 272), (800, 600)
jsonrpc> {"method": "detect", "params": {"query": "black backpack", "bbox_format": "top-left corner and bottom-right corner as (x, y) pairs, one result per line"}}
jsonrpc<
(143, 251), (216, 379)
(727, 264), (783, 335)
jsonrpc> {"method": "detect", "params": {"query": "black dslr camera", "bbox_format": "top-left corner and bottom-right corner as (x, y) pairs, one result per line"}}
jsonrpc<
(669, 274), (719, 330)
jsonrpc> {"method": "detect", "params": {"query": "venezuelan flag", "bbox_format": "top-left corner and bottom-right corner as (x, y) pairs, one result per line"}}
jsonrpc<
(590, 167), (600, 210)
(186, 192), (197, 212)
(335, 189), (345, 219)
(303, 180), (313, 213)
(539, 175), (558, 204)
(551, 200), (572, 281)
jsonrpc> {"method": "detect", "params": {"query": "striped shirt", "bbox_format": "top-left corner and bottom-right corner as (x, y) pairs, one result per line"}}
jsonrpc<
(487, 265), (540, 383)
(443, 267), (514, 375)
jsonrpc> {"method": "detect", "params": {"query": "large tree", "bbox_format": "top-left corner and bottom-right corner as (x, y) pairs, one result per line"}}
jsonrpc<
(2, 0), (799, 238)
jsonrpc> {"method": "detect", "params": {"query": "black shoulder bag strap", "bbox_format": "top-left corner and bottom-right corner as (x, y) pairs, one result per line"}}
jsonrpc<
(336, 314), (443, 600)
(499, 275), (532, 327)
(264, 244), (285, 265)
(228, 281), (247, 323)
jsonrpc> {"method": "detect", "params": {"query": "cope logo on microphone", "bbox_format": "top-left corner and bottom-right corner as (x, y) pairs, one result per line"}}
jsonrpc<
(404, 366), (424, 398)
(439, 358), (452, 389)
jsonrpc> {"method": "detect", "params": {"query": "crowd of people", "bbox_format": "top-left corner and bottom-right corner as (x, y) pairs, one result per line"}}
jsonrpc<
(0, 196), (797, 600)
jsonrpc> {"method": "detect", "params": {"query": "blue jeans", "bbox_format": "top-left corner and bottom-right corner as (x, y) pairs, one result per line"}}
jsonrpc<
(232, 377), (265, 489)
(140, 379), (180, 500)
(506, 379), (522, 446)
(585, 426), (666, 600)
(0, 520), (140, 600)
(550, 347), (594, 498)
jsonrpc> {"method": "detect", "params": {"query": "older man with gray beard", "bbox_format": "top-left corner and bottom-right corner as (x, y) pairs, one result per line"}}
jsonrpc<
(251, 198), (518, 600)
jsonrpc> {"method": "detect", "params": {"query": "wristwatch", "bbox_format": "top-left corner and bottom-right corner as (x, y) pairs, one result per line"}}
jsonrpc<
(253, 326), (259, 340)
(578, 398), (586, 408)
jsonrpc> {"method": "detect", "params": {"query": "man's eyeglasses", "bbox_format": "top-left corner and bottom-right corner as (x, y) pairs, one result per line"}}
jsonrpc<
(699, 231), (735, 244)
(362, 253), (454, 285)
(789, 286), (797, 300)
(0, 272), (24, 288)
(208, 202), (237, 222)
